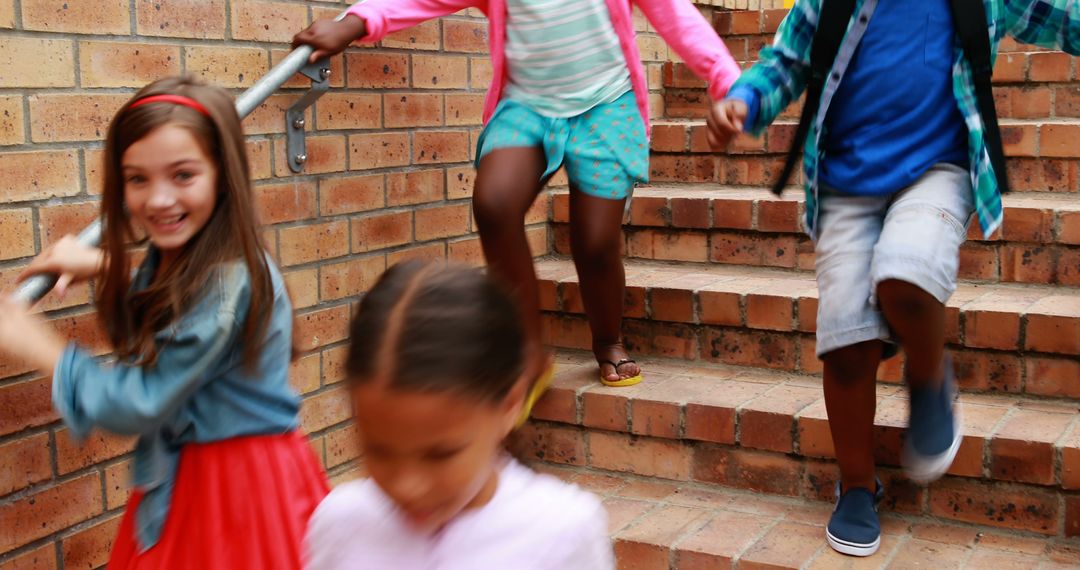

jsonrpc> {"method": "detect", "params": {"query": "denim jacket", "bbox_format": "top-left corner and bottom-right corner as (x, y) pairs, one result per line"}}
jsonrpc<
(52, 249), (300, 551)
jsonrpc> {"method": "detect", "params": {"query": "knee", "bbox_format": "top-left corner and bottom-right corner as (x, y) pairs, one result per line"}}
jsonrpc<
(571, 229), (622, 264)
(472, 184), (519, 233)
(876, 279), (938, 317)
(822, 341), (882, 386)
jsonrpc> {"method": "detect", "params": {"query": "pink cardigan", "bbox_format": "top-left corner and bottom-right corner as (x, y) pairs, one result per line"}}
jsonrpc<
(348, 0), (741, 135)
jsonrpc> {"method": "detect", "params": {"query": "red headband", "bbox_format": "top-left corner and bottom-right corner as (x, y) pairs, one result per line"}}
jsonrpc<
(128, 94), (211, 117)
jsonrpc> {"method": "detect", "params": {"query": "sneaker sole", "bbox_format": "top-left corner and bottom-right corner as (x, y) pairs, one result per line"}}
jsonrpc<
(903, 403), (963, 484)
(826, 527), (881, 557)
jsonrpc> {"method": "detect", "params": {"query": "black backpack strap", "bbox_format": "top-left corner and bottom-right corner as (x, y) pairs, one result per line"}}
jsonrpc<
(772, 0), (857, 195)
(949, 0), (1009, 194)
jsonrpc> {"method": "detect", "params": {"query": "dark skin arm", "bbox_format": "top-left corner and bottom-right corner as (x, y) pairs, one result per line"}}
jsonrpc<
(291, 14), (369, 64)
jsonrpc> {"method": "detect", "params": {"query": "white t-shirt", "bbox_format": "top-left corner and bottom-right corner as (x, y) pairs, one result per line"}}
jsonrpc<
(305, 459), (614, 570)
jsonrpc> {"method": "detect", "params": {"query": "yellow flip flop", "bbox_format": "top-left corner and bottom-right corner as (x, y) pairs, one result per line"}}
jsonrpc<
(599, 358), (643, 387)
(515, 362), (555, 428)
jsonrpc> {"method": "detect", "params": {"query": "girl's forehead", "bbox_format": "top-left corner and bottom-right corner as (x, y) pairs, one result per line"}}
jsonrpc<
(352, 385), (500, 439)
(123, 124), (209, 166)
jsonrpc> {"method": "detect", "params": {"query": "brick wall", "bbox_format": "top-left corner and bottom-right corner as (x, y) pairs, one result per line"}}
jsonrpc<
(0, 0), (723, 567)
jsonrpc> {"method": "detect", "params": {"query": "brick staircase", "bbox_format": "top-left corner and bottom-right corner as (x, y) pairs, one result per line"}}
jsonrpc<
(512, 8), (1080, 568)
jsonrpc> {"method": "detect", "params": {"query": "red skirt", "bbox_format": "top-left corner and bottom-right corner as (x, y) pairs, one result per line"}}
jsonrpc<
(109, 432), (329, 570)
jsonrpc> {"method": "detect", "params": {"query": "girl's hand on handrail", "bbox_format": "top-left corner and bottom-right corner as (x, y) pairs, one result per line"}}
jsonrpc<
(292, 14), (368, 64)
(16, 235), (105, 301)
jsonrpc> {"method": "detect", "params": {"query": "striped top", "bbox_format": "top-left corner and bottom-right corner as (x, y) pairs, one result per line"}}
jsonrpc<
(503, 0), (633, 117)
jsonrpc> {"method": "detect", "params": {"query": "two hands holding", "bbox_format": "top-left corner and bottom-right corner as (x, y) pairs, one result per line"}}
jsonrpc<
(0, 237), (104, 375)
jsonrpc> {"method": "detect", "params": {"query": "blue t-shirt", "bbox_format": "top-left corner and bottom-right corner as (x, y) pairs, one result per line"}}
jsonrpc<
(820, 1), (969, 195)
(730, 1), (970, 196)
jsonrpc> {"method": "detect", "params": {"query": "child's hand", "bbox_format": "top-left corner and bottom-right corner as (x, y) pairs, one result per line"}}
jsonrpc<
(292, 15), (368, 64)
(0, 295), (66, 376)
(16, 235), (104, 300)
(706, 99), (749, 150)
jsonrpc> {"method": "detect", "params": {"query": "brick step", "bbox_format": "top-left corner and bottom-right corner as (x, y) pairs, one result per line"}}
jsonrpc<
(548, 185), (1080, 286)
(510, 351), (1080, 541)
(644, 119), (1080, 193)
(515, 463), (1080, 568)
(649, 116), (1080, 162)
(534, 258), (1080, 396)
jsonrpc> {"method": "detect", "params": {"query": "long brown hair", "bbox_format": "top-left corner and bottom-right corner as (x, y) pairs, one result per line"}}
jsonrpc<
(97, 76), (274, 369)
(346, 261), (526, 403)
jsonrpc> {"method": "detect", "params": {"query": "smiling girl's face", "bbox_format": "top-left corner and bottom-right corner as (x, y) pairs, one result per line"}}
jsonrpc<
(122, 123), (218, 264)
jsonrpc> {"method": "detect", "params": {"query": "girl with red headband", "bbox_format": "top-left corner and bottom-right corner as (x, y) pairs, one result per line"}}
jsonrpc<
(0, 76), (328, 569)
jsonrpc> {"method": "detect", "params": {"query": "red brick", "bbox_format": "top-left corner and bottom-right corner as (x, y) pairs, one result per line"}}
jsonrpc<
(385, 93), (443, 128)
(508, 423), (585, 466)
(0, 38), (74, 89)
(299, 386), (351, 434)
(230, 0), (307, 43)
(325, 424), (362, 469)
(320, 255), (387, 301)
(445, 93), (485, 127)
(589, 431), (691, 480)
(1026, 357), (1080, 398)
(382, 19), (440, 51)
(670, 197), (711, 229)
(22, 0), (129, 34)
(0, 473), (103, 552)
(471, 57), (494, 88)
(103, 460), (132, 507)
(29, 94), (126, 142)
(581, 387), (631, 432)
(0, 208), (33, 262)
(387, 168), (444, 207)
(745, 290), (797, 332)
(62, 514), (122, 570)
(1043, 124), (1080, 158)
(279, 221), (349, 266)
(757, 199), (801, 233)
(54, 429), (135, 475)
(137, 0), (226, 39)
(1002, 123), (1037, 157)
(953, 350), (1023, 393)
(710, 232), (797, 268)
(254, 181), (316, 225)
(444, 168), (475, 201)
(0, 545), (57, 570)
(963, 292), (1037, 350)
(959, 243), (1000, 280)
(739, 385), (819, 453)
(349, 132), (410, 170)
(674, 509), (774, 569)
(990, 409), (1074, 485)
(387, 242), (446, 266)
(412, 54), (468, 89)
(79, 41), (180, 88)
(0, 433), (50, 496)
(442, 19), (487, 53)
(0, 96), (23, 146)
(929, 478), (1058, 534)
(614, 505), (709, 569)
(294, 305), (351, 352)
(1029, 52), (1073, 82)
(0, 378), (58, 437)
(993, 53), (1027, 82)
(37, 201), (98, 251)
(352, 211), (412, 253)
(1003, 207), (1054, 243)
(275, 135), (347, 176)
(650, 286), (694, 322)
(629, 196), (669, 227)
(887, 538), (973, 569)
(320, 174), (385, 216)
(414, 131), (470, 164)
(316, 93), (381, 131)
(346, 52), (410, 89)
(1024, 295), (1080, 355)
(704, 328), (796, 371)
(650, 124), (688, 152)
(448, 236), (485, 267)
(739, 522), (822, 569)
(415, 203), (470, 241)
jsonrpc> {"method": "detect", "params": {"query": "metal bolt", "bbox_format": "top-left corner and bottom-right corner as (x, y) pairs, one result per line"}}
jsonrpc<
(320, 68), (331, 79)
(293, 118), (305, 129)
(295, 153), (308, 165)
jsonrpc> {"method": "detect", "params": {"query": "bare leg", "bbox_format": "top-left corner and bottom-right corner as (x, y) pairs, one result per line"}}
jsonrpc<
(568, 188), (639, 382)
(876, 279), (946, 389)
(822, 340), (884, 492)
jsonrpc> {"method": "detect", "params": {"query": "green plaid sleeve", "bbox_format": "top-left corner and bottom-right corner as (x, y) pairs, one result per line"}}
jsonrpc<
(1004, 0), (1080, 55)
(730, 0), (820, 135)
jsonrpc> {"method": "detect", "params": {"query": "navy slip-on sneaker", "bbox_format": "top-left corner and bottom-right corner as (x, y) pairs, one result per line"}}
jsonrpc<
(903, 354), (963, 483)
(826, 480), (884, 557)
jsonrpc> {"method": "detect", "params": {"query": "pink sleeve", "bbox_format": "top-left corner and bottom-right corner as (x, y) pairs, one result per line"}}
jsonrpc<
(635, 0), (742, 100)
(347, 0), (486, 43)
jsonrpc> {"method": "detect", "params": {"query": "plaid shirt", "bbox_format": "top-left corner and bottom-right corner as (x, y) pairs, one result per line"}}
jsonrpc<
(732, 0), (1080, 239)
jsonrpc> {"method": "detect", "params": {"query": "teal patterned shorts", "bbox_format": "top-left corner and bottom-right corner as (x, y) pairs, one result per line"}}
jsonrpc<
(475, 91), (649, 200)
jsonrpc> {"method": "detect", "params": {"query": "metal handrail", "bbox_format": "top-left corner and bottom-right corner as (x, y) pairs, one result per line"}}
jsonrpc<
(13, 36), (332, 304)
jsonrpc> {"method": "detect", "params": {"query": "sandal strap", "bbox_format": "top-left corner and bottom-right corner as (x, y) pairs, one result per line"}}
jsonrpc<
(599, 358), (637, 369)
